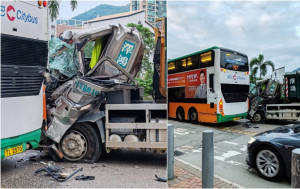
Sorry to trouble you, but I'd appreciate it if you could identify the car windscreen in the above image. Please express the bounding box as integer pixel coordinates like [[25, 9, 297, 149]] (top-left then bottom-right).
[[220, 50, 249, 71]]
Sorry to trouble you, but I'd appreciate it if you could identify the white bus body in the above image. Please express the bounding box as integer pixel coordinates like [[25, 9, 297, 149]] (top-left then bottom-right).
[[1, 0, 48, 158]]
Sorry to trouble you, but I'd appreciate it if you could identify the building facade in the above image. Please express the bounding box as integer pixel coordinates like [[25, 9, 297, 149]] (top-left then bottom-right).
[[84, 10, 154, 34], [130, 0, 166, 26]]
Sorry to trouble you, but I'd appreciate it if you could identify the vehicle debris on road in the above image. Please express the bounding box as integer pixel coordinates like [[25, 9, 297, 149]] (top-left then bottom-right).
[[155, 175, 167, 182], [75, 175, 95, 181], [35, 164, 83, 182]]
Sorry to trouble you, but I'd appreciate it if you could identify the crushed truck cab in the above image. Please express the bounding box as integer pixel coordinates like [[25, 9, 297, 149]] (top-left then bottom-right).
[[44, 24, 167, 163]]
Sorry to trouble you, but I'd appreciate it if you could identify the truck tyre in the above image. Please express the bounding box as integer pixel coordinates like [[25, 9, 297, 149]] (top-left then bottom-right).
[[59, 122, 101, 163], [252, 111, 265, 123], [176, 107, 185, 122]]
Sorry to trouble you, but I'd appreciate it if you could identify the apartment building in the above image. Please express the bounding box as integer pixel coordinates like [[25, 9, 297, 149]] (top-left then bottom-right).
[[130, 0, 166, 26]]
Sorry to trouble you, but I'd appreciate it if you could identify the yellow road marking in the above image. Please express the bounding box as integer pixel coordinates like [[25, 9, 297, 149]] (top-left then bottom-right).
[[218, 128, 257, 136]]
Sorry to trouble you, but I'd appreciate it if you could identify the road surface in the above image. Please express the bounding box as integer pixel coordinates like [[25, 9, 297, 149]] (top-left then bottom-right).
[[170, 119, 293, 188], [1, 149, 166, 188]]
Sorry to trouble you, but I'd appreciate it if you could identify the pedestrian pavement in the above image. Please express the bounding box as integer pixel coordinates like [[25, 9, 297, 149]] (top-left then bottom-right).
[[168, 159, 240, 188]]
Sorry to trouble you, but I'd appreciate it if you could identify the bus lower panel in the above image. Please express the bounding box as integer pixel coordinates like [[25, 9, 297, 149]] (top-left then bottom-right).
[[168, 102, 217, 123], [1, 129, 41, 159], [217, 113, 248, 123]]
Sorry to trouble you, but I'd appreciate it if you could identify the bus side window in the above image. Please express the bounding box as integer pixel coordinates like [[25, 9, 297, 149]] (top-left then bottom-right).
[[209, 74, 214, 93], [168, 62, 176, 74], [176, 59, 187, 72], [187, 55, 199, 71], [200, 51, 214, 68]]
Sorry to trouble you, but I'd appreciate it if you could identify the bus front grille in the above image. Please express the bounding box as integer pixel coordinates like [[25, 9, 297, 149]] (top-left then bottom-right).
[[1, 66, 44, 98]]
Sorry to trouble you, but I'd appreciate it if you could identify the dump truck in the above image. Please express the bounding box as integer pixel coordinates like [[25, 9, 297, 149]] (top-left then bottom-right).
[[41, 23, 167, 163], [249, 73, 300, 123]]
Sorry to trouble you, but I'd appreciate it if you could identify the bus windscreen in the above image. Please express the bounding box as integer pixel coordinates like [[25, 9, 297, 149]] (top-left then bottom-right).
[[220, 50, 248, 71]]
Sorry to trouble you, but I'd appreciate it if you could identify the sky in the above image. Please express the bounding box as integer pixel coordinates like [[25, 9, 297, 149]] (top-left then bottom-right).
[[58, 0, 129, 19], [168, 1, 300, 74]]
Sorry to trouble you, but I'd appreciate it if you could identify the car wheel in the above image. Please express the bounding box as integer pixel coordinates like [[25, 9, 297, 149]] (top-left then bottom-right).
[[176, 108, 185, 122], [59, 122, 102, 163], [255, 147, 284, 181], [252, 111, 265, 123], [189, 108, 198, 124]]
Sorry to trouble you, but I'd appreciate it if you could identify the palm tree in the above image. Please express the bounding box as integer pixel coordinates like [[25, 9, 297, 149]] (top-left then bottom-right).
[[250, 54, 275, 80], [48, 0, 78, 21]]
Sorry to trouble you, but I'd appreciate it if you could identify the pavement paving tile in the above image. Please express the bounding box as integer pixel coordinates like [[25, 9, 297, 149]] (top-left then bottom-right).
[[183, 174, 192, 179], [168, 159, 240, 188], [178, 176, 186, 181]]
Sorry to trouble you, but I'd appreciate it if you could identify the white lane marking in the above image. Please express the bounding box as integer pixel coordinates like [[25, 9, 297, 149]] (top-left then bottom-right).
[[174, 131, 190, 135], [215, 150, 241, 161], [240, 145, 247, 152], [174, 128, 190, 135], [215, 150, 243, 166], [223, 141, 239, 146], [192, 149, 201, 153], [176, 128, 188, 131], [227, 160, 243, 166]]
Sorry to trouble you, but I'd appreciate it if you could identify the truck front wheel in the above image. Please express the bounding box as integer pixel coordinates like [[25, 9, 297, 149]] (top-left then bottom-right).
[[252, 111, 265, 124], [59, 122, 102, 163]]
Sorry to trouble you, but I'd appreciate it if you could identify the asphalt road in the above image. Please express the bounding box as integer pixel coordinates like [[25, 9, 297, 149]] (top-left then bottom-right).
[[1, 149, 166, 188], [170, 119, 294, 188]]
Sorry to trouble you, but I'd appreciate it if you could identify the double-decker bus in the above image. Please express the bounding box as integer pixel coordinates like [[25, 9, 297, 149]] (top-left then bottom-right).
[[168, 46, 249, 123], [1, 0, 48, 158]]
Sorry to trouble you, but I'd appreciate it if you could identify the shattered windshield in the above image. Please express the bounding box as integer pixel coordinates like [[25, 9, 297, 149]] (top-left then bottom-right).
[[48, 37, 79, 77], [250, 83, 258, 96]]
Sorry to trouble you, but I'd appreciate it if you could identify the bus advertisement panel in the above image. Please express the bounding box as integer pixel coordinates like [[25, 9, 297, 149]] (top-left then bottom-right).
[[168, 69, 207, 99]]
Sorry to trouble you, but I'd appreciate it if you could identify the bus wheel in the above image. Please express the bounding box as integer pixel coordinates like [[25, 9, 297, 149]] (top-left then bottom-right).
[[59, 122, 101, 163], [189, 109, 198, 124], [252, 111, 265, 124], [176, 108, 185, 122]]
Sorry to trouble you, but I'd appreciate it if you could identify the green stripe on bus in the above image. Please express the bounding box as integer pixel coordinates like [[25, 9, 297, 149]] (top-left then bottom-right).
[[217, 113, 248, 123], [1, 129, 41, 159], [168, 46, 220, 63]]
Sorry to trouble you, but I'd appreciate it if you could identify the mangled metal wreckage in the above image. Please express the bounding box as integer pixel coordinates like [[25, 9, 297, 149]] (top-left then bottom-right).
[[43, 25, 167, 163], [249, 77, 300, 123]]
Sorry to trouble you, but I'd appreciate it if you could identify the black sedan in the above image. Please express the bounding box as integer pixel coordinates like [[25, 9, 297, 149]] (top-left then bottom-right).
[[246, 123, 300, 181]]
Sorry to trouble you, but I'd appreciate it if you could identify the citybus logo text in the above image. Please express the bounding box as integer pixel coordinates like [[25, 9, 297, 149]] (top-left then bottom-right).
[[1, 5, 38, 24], [7, 5, 15, 21], [227, 75, 246, 81]]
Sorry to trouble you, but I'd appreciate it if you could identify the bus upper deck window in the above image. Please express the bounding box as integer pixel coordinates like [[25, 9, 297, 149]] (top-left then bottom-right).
[[201, 51, 212, 62], [187, 57, 192, 66], [187, 55, 199, 70], [168, 62, 175, 74], [181, 59, 187, 67], [200, 51, 213, 67], [176, 59, 187, 72]]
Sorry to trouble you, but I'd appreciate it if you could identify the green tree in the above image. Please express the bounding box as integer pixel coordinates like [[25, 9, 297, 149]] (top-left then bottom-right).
[[127, 23, 156, 96], [250, 54, 275, 82], [48, 0, 78, 21]]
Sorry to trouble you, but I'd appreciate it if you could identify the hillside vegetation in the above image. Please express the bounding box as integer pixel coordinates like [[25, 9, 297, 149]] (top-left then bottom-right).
[[72, 4, 130, 21]]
